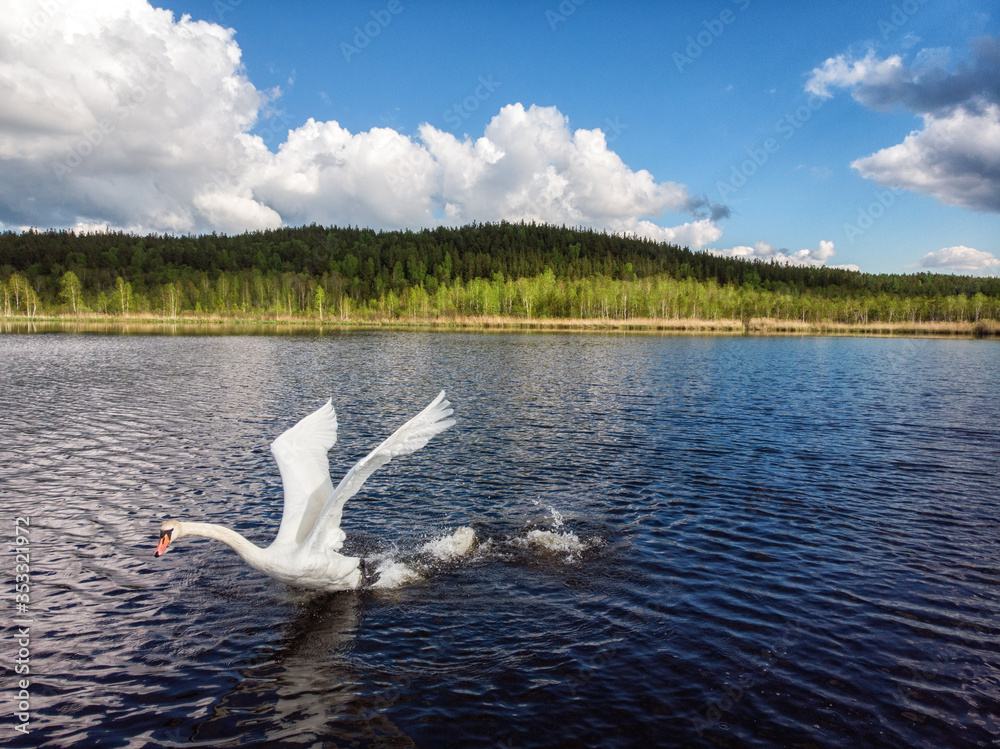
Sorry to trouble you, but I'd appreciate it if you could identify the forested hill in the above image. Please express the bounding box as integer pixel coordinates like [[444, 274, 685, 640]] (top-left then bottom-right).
[[3, 221, 998, 301]]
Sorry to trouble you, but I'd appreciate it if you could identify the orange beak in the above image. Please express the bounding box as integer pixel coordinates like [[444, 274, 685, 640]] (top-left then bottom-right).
[[154, 530, 172, 557]]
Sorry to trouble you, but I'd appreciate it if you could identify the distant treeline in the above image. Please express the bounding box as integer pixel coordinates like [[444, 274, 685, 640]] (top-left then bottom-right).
[[1, 222, 998, 323]]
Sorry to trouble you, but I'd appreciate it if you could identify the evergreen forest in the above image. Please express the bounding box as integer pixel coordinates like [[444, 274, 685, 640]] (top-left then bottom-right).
[[2, 222, 998, 326]]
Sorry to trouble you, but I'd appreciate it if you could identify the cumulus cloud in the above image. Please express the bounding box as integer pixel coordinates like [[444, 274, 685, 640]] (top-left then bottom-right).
[[806, 51, 909, 102], [805, 36, 1000, 213], [255, 118, 439, 229], [0, 0, 275, 234], [851, 104, 1000, 212], [806, 39, 1000, 112], [419, 105, 691, 227], [621, 218, 723, 249], [918, 245, 1000, 272], [707, 239, 860, 271], [0, 1, 722, 245]]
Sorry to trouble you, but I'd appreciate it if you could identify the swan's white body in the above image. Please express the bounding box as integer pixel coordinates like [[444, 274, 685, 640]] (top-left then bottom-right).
[[154, 391, 455, 592]]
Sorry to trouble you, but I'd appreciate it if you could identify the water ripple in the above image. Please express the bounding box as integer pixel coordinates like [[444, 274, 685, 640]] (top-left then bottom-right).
[[1, 332, 998, 746]]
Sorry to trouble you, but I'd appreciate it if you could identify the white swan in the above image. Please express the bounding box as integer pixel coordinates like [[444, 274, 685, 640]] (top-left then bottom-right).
[[153, 391, 455, 592]]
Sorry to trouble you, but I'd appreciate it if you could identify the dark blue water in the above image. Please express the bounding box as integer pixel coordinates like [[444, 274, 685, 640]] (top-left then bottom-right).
[[2, 331, 998, 747]]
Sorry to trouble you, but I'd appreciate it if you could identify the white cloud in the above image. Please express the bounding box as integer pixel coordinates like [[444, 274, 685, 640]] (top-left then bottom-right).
[[806, 51, 907, 101], [707, 239, 859, 271], [0, 1, 721, 245], [618, 218, 722, 248], [255, 118, 438, 229], [805, 37, 1000, 213], [0, 0, 273, 233], [406, 104, 715, 244], [424, 105, 690, 224], [918, 245, 1000, 272], [851, 104, 1000, 212], [807, 38, 1000, 113]]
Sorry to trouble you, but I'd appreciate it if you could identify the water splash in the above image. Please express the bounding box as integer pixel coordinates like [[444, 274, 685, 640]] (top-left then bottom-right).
[[520, 502, 600, 562], [513, 528, 595, 562], [531, 499, 565, 528], [370, 559, 422, 589], [421, 526, 477, 560], [367, 527, 477, 589]]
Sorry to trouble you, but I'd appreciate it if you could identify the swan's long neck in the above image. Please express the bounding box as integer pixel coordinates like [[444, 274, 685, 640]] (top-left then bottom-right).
[[179, 521, 269, 569]]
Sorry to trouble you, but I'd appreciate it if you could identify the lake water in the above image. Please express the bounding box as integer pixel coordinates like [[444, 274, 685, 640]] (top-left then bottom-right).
[[2, 330, 999, 748]]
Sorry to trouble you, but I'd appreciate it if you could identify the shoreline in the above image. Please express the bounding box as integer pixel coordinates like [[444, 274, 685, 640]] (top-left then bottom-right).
[[2, 314, 998, 338]]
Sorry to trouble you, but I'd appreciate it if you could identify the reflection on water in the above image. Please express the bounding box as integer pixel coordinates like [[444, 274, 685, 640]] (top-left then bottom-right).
[[185, 594, 389, 748], [1, 319, 347, 337], [1, 331, 999, 747]]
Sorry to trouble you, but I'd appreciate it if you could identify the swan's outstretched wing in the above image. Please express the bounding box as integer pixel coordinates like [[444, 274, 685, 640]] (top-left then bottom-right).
[[269, 399, 338, 547], [306, 391, 455, 550]]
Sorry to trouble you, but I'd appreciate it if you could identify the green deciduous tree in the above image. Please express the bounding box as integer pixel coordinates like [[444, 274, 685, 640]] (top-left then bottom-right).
[[59, 270, 82, 314], [114, 276, 133, 316], [314, 285, 326, 320]]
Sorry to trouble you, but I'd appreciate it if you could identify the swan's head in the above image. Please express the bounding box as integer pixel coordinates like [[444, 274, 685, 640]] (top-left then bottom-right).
[[153, 520, 183, 557]]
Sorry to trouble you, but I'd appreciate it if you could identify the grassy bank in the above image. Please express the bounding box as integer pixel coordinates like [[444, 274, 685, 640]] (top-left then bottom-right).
[[4, 313, 998, 338]]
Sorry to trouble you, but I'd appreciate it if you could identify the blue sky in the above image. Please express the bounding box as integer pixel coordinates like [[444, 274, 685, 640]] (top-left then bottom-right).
[[2, 0, 998, 274]]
